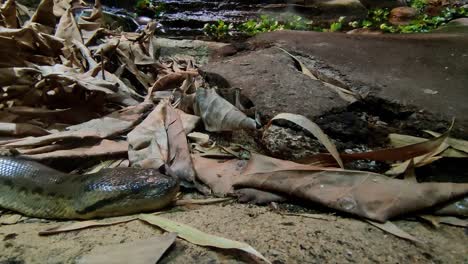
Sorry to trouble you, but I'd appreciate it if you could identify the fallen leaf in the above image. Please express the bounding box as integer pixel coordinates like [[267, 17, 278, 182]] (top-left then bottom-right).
[[139, 214, 271, 264], [366, 220, 423, 244], [55, 8, 82, 44], [2, 104, 149, 148], [235, 188, 286, 205], [233, 154, 468, 222], [192, 155, 247, 195], [424, 130, 468, 154], [147, 71, 198, 100], [176, 109, 200, 134], [435, 216, 468, 227], [0, 122, 50, 137], [277, 47, 357, 103], [389, 133, 468, 158], [128, 101, 198, 188], [282, 213, 337, 221], [175, 197, 233, 206], [30, 0, 56, 29], [270, 113, 344, 168], [0, 214, 24, 225], [1, 0, 18, 28], [128, 103, 168, 169], [187, 132, 210, 145], [22, 140, 128, 160], [194, 88, 256, 132], [39, 216, 137, 235], [77, 233, 176, 264], [433, 197, 468, 217]]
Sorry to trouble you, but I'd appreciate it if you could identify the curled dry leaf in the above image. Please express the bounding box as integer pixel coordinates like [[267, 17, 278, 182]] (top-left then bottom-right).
[[233, 154, 468, 222], [128, 101, 197, 187], [194, 88, 256, 132], [298, 126, 451, 167], [270, 113, 344, 168], [139, 214, 271, 264], [147, 71, 199, 100], [55, 8, 82, 44], [424, 130, 468, 154], [0, 0, 18, 29], [77, 233, 176, 264], [176, 109, 200, 134]]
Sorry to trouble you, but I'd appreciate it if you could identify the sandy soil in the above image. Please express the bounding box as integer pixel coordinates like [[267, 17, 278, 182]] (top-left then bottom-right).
[[1, 203, 467, 264]]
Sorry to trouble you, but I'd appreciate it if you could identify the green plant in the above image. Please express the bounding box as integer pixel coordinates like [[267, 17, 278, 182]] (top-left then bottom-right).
[[135, 0, 166, 17], [203, 20, 234, 39], [408, 0, 428, 9], [329, 16, 345, 32]]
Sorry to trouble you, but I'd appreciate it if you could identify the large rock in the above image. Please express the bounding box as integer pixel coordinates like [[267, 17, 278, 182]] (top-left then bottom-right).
[[434, 18, 468, 34], [203, 30, 468, 139]]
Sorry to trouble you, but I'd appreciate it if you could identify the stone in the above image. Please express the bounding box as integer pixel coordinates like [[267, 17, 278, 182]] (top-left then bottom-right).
[[201, 47, 350, 124], [434, 18, 468, 33], [389, 6, 419, 25], [155, 38, 230, 65]]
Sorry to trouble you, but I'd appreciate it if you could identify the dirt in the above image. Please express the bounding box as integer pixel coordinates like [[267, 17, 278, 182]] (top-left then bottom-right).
[[1, 203, 467, 264]]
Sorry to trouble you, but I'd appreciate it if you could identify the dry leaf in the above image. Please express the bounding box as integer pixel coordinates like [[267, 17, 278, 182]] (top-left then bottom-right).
[[187, 132, 210, 145], [22, 140, 128, 160], [128, 101, 197, 187], [270, 113, 344, 168], [1, 0, 18, 28], [424, 130, 468, 154], [366, 220, 423, 244], [175, 197, 233, 206], [30, 0, 56, 29], [433, 197, 468, 217], [192, 155, 247, 195], [390, 133, 468, 158], [277, 47, 358, 103], [55, 8, 82, 44], [282, 213, 337, 221], [39, 216, 137, 235], [235, 188, 286, 204], [77, 233, 176, 264], [0, 213, 24, 225], [435, 216, 468, 227], [2, 104, 149, 148], [139, 214, 271, 264], [0, 122, 50, 137], [233, 154, 468, 222], [194, 88, 256, 132]]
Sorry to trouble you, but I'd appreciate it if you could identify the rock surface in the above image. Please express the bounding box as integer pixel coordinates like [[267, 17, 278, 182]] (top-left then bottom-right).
[[203, 30, 468, 140]]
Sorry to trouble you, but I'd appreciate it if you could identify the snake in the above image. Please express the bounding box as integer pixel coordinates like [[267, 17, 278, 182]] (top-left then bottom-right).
[[0, 157, 179, 219]]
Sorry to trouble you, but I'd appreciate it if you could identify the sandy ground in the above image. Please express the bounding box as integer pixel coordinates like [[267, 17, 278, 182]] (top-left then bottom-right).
[[1, 203, 467, 264]]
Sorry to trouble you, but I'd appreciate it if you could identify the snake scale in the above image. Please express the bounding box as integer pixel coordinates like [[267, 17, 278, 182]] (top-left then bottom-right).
[[0, 157, 179, 219]]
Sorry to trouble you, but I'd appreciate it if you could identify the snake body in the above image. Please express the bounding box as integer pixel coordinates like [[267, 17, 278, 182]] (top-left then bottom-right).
[[0, 157, 179, 219]]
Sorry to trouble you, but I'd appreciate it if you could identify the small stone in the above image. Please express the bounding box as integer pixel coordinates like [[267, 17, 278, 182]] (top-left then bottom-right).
[[389, 7, 419, 25]]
